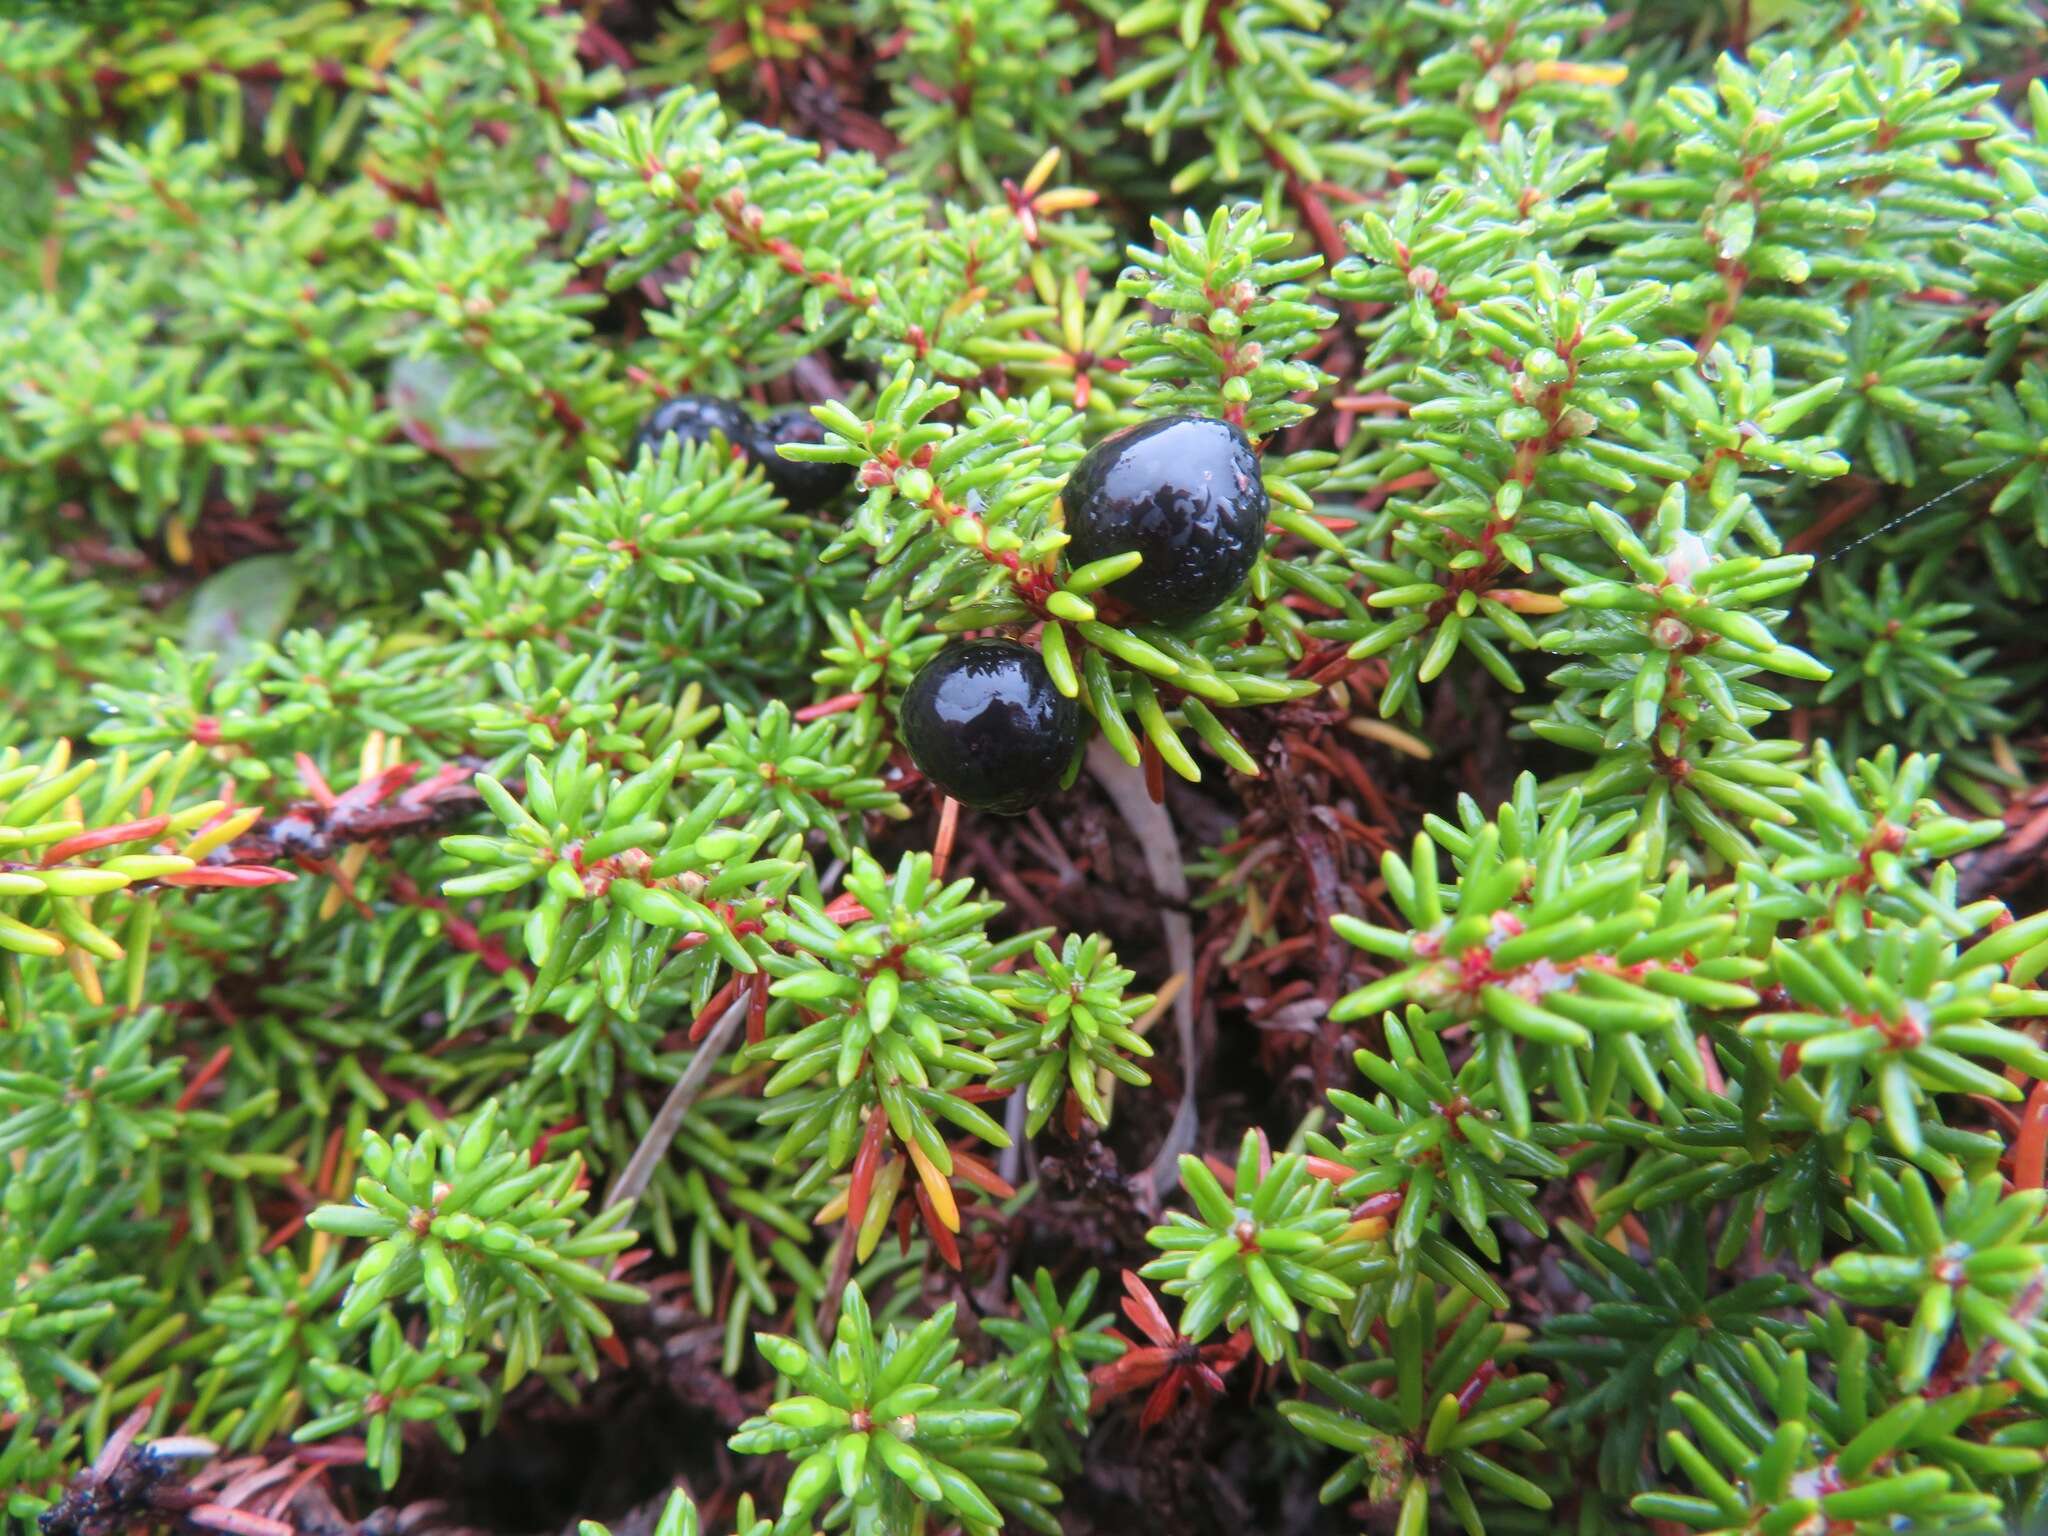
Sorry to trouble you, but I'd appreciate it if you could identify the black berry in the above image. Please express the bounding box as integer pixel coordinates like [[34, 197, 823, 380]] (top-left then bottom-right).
[[633, 394, 752, 463], [900, 640, 1079, 815], [1061, 413, 1268, 624], [754, 405, 856, 510]]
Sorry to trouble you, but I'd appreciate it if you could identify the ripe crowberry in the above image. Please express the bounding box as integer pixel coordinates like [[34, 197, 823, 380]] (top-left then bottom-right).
[[632, 394, 752, 463], [754, 404, 855, 510], [1061, 414, 1268, 624], [900, 640, 1079, 814]]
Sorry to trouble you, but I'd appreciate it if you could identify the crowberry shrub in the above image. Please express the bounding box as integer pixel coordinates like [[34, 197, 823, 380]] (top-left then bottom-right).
[[8, 4, 2048, 1536]]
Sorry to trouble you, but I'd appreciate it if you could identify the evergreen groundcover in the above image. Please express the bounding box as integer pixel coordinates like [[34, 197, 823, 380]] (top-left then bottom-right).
[[11, 2, 2048, 1534]]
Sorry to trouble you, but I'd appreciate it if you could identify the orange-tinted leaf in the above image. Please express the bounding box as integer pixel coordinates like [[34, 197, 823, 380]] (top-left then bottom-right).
[[846, 1110, 886, 1238], [156, 866, 295, 887], [1138, 1371, 1181, 1431], [1118, 1269, 1175, 1346], [40, 815, 170, 866], [914, 1182, 962, 1270], [2015, 1081, 2048, 1191]]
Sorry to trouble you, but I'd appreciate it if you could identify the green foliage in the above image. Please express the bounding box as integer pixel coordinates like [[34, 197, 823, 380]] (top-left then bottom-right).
[[730, 1281, 1050, 1536], [752, 849, 1023, 1227], [11, 4, 2048, 1534], [1532, 481, 1828, 862], [870, 0, 1098, 197], [1312, 1008, 1570, 1318], [198, 1249, 353, 1452], [1746, 744, 2006, 930], [1104, 0, 1357, 196], [1116, 203, 1336, 442], [0, 1218, 142, 1417], [557, 437, 805, 614], [987, 935, 1155, 1134], [1531, 1214, 1806, 1492], [295, 1314, 489, 1489], [578, 1487, 769, 1536], [0, 548, 118, 747], [306, 1101, 646, 1374], [976, 1267, 1124, 1450], [1633, 1339, 2010, 1534], [441, 733, 796, 1018], [1963, 78, 2048, 333], [1817, 1168, 2048, 1394], [1278, 1282, 1554, 1529], [1807, 557, 2023, 761], [687, 700, 907, 858], [1318, 736, 2046, 1516], [1742, 922, 2048, 1158], [1332, 778, 1763, 1138], [1142, 1128, 1378, 1364]]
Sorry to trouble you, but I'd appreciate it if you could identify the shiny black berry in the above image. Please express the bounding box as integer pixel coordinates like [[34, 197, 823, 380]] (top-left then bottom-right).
[[754, 405, 856, 510], [633, 394, 752, 462], [900, 640, 1079, 815], [1061, 413, 1268, 625]]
